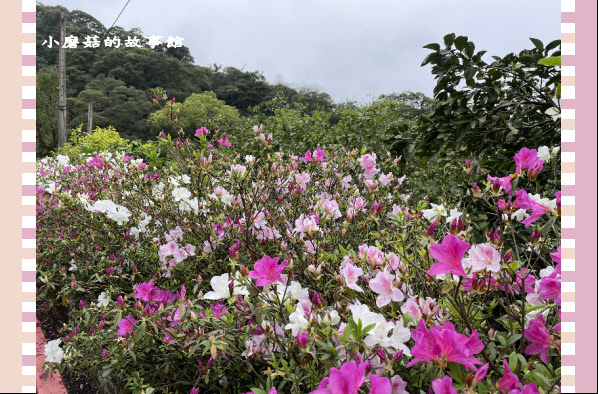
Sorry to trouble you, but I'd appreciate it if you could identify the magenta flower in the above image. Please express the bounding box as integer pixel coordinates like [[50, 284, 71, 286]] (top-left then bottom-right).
[[102, 348, 109, 359], [369, 374, 392, 394], [369, 271, 405, 307], [297, 331, 308, 346], [524, 315, 553, 363], [432, 376, 457, 394], [134, 281, 156, 302], [248, 255, 287, 287], [117, 316, 137, 337], [217, 133, 231, 146], [314, 148, 327, 161], [212, 302, 227, 318], [550, 246, 561, 274], [190, 388, 200, 394], [429, 234, 471, 277], [473, 363, 489, 384], [195, 127, 208, 137], [508, 383, 541, 394], [513, 189, 550, 228], [514, 147, 543, 174], [497, 360, 521, 391], [487, 175, 513, 194], [311, 361, 369, 394], [538, 274, 561, 305], [407, 320, 483, 371], [301, 148, 328, 162]]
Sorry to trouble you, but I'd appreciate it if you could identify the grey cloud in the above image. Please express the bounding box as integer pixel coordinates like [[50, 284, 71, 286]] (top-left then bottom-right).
[[40, 0, 560, 102]]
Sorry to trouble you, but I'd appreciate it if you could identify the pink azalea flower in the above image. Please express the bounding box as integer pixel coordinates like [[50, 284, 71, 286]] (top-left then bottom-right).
[[117, 316, 137, 337], [538, 274, 561, 305], [390, 375, 408, 394], [134, 282, 156, 302], [469, 243, 502, 272], [369, 271, 405, 307], [217, 133, 231, 146], [190, 388, 200, 394], [369, 374, 392, 394], [311, 361, 370, 394], [301, 149, 313, 162], [524, 315, 553, 363], [248, 255, 287, 287], [513, 189, 550, 228], [508, 383, 541, 394], [487, 175, 513, 194], [314, 147, 328, 161], [341, 263, 364, 292], [429, 234, 471, 277], [514, 147, 543, 174], [195, 126, 208, 137], [550, 246, 561, 273], [431, 376, 457, 394], [474, 363, 489, 384], [407, 320, 483, 371], [497, 360, 521, 391]]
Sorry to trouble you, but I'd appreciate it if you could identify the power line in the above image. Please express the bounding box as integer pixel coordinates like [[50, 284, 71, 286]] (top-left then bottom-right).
[[88, 0, 133, 63], [107, 0, 133, 32]]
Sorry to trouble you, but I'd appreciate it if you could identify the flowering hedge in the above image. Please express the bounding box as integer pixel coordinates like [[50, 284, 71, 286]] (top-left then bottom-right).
[[37, 123, 562, 394]]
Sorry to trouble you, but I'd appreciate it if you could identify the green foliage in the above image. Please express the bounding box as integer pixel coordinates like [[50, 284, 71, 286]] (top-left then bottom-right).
[[148, 91, 241, 138], [399, 35, 561, 172], [67, 76, 154, 141], [36, 66, 59, 157], [57, 125, 130, 158]]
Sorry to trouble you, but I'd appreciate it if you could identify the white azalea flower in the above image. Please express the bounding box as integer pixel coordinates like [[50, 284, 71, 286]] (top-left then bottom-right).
[[172, 187, 192, 202], [203, 273, 231, 300], [446, 208, 462, 223], [422, 203, 447, 222], [537, 146, 550, 162], [96, 292, 110, 308], [45, 338, 64, 363], [284, 309, 309, 337]]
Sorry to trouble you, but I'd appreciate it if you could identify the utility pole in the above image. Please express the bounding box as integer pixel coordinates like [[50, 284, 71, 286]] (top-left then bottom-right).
[[57, 7, 67, 147], [87, 102, 93, 134]]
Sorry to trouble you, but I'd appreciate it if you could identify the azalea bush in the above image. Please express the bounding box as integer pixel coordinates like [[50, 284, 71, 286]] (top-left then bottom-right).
[[37, 110, 562, 394]]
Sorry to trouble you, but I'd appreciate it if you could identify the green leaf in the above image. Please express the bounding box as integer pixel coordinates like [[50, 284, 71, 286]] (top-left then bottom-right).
[[133, 321, 146, 343], [531, 370, 549, 387], [447, 362, 465, 384], [423, 43, 441, 51], [464, 67, 476, 81], [360, 323, 377, 338], [508, 351, 518, 370], [443, 33, 456, 47], [146, 388, 155, 394], [545, 39, 561, 52], [530, 37, 544, 52], [539, 57, 561, 67], [506, 334, 522, 347], [454, 36, 468, 51], [542, 217, 556, 237]]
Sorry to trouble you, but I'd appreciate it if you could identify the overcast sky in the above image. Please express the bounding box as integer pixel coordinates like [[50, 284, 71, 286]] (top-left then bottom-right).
[[39, 0, 560, 103]]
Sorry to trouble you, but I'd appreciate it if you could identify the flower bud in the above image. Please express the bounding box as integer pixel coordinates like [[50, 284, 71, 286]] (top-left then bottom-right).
[[392, 349, 403, 362], [530, 228, 541, 245], [102, 349, 109, 359], [297, 331, 308, 346], [135, 300, 143, 312], [472, 182, 482, 197], [427, 220, 438, 236], [79, 300, 86, 310], [117, 295, 125, 310], [71, 279, 77, 288]]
